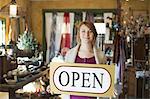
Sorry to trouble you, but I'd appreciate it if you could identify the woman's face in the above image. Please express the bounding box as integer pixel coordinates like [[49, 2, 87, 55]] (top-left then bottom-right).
[[79, 24, 94, 44]]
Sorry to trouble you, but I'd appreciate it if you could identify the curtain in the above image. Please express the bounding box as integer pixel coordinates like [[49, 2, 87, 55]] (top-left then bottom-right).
[[60, 12, 71, 50], [49, 14, 57, 62], [82, 12, 86, 21], [60, 13, 75, 49], [69, 13, 74, 48], [45, 13, 53, 64], [55, 13, 64, 54], [45, 13, 57, 64], [72, 12, 82, 47], [86, 12, 94, 22], [44, 12, 75, 63]]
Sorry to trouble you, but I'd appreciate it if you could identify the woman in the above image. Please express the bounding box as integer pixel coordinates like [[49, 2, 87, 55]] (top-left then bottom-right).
[[65, 21, 106, 99]]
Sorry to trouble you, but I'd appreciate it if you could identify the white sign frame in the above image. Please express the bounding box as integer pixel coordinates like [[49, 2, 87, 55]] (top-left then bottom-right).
[[49, 62, 115, 97]]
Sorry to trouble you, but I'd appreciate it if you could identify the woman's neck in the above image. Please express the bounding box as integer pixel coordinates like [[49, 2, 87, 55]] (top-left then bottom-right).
[[78, 44, 94, 58], [79, 43, 93, 52]]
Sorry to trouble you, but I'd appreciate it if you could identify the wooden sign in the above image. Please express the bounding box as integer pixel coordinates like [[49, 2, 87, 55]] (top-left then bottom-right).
[[49, 62, 115, 97]]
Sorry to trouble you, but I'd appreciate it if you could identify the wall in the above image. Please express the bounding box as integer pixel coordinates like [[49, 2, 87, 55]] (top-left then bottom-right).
[[122, 0, 149, 10], [0, 0, 10, 9], [121, 0, 149, 17], [30, 0, 117, 44]]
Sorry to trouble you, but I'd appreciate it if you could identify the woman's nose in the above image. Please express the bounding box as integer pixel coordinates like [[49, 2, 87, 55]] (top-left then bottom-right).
[[85, 31, 90, 36]]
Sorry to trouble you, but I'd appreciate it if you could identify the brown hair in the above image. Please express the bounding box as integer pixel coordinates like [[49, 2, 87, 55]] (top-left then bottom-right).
[[76, 21, 97, 45]]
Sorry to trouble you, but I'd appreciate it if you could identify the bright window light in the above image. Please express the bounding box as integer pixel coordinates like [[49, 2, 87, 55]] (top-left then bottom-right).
[[0, 20, 5, 45], [94, 23, 106, 34]]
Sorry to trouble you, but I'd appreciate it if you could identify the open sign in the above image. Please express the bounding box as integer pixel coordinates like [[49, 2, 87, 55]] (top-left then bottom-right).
[[49, 62, 115, 97]]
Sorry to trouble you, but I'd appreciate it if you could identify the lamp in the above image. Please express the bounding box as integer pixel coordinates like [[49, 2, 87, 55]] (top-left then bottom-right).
[[9, 0, 17, 17], [94, 23, 106, 51], [0, 0, 17, 17]]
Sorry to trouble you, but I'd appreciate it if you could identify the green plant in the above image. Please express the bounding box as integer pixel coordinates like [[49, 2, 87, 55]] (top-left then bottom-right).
[[17, 31, 38, 51]]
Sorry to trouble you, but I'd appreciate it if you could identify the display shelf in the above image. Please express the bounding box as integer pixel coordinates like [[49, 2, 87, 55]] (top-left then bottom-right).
[[0, 67, 49, 99]]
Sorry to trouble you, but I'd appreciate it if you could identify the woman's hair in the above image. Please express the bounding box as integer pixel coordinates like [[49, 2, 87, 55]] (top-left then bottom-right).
[[76, 21, 98, 45]]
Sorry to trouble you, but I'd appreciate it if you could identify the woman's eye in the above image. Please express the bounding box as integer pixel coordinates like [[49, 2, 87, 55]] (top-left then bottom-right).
[[81, 30, 85, 33], [89, 30, 92, 33]]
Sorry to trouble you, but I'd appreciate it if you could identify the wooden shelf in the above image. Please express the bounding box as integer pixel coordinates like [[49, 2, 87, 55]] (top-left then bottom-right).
[[0, 67, 49, 99]]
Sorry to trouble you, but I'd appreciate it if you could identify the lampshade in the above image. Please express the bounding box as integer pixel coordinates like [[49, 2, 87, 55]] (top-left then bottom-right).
[[10, 4, 17, 17], [9, 0, 17, 17], [94, 23, 106, 34]]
